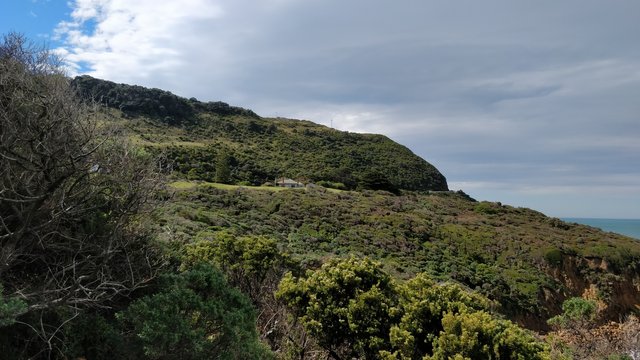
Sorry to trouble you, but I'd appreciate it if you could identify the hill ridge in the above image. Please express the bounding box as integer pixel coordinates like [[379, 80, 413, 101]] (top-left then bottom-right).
[[72, 75, 449, 192]]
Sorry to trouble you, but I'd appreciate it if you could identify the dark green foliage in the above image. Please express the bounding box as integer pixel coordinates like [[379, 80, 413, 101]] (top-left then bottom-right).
[[159, 185, 640, 330], [181, 231, 300, 354], [118, 264, 273, 360], [60, 313, 126, 360], [183, 231, 294, 302], [359, 170, 400, 194], [72, 75, 257, 125], [72, 75, 195, 125], [193, 100, 259, 118], [544, 248, 564, 267], [214, 150, 232, 184], [159, 126, 447, 190], [0, 286, 25, 327]]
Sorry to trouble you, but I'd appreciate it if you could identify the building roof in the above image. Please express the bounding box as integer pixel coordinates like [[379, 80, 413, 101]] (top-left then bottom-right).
[[276, 177, 303, 185]]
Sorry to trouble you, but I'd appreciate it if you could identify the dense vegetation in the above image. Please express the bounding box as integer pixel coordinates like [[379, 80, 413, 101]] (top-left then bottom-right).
[[72, 75, 259, 124], [0, 33, 270, 359], [277, 257, 549, 359], [2, 33, 639, 359], [72, 76, 449, 192], [159, 182, 640, 328]]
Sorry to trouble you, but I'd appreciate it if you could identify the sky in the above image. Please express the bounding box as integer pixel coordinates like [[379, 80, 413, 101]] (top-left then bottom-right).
[[2, 0, 639, 219]]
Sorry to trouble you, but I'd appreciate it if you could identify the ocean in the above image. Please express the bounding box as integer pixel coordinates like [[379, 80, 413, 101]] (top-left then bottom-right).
[[562, 218, 640, 240]]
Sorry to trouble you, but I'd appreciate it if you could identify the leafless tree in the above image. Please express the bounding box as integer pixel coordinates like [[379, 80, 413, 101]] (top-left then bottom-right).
[[0, 32, 162, 354]]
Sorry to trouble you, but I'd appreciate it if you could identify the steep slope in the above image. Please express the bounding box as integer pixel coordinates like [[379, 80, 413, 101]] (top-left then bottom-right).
[[158, 184, 640, 331], [72, 76, 448, 192]]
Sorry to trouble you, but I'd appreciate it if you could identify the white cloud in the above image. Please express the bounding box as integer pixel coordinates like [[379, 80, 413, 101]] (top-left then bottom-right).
[[56, 0, 223, 80]]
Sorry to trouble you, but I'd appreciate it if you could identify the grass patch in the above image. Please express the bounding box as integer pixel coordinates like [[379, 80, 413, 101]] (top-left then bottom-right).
[[169, 181, 300, 192], [169, 181, 198, 190]]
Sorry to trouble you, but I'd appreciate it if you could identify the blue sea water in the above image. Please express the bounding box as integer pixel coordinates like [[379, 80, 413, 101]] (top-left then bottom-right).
[[562, 218, 640, 240]]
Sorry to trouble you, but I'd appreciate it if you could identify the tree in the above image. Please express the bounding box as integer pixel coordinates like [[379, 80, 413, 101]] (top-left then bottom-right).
[[183, 231, 292, 303], [0, 32, 161, 355], [118, 264, 273, 360], [183, 232, 298, 352], [214, 150, 231, 184]]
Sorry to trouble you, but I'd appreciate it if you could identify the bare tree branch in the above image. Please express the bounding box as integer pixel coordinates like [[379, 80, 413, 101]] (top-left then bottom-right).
[[0, 32, 164, 354]]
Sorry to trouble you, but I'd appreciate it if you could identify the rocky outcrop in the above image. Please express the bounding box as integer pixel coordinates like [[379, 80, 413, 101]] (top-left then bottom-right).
[[542, 255, 640, 328]]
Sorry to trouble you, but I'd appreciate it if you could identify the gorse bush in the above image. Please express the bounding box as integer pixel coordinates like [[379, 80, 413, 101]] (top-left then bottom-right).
[[278, 257, 550, 360], [278, 257, 397, 359]]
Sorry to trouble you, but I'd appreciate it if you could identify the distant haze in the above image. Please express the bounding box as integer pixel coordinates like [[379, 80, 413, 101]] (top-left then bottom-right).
[[3, 0, 639, 218]]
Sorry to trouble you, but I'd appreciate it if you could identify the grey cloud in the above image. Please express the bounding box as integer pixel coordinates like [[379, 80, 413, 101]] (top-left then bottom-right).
[[56, 0, 640, 217]]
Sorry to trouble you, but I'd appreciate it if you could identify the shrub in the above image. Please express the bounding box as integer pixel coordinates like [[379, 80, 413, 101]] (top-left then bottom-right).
[[278, 257, 549, 360], [0, 286, 26, 327], [474, 201, 499, 215], [544, 248, 564, 267], [428, 310, 550, 360], [548, 297, 597, 329], [118, 264, 273, 360], [316, 180, 347, 190]]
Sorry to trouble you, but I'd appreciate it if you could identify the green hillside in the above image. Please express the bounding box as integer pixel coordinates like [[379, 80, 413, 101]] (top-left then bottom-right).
[[3, 46, 639, 360], [73, 76, 640, 331], [159, 182, 640, 330], [72, 75, 449, 192]]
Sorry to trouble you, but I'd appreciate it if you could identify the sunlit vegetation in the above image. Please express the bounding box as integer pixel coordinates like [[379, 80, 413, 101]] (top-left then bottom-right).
[[277, 257, 549, 359]]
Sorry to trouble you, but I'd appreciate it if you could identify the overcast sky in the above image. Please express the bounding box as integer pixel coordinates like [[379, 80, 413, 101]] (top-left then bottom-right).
[[3, 0, 639, 218]]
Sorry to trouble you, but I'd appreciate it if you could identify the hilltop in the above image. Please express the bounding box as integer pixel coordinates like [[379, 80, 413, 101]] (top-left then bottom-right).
[[72, 75, 448, 193]]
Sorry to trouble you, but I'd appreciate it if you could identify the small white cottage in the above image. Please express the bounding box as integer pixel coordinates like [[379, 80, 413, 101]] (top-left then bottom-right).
[[275, 177, 304, 188]]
